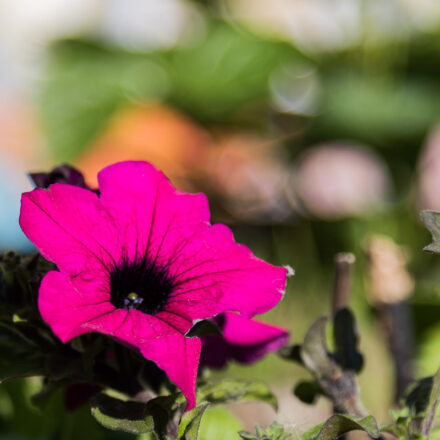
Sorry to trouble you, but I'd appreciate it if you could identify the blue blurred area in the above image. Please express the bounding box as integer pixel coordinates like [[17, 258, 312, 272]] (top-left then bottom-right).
[[0, 157, 34, 252]]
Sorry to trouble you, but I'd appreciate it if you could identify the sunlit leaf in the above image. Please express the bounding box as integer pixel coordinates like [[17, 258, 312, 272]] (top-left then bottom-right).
[[239, 422, 292, 440], [198, 407, 243, 440], [197, 379, 277, 411], [179, 402, 209, 439], [90, 393, 156, 435], [301, 414, 381, 439]]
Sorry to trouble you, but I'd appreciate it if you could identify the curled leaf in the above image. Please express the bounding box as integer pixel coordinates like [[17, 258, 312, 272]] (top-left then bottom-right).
[[179, 402, 209, 439], [421, 211, 440, 254], [197, 379, 278, 411], [301, 414, 381, 440], [301, 316, 339, 379], [90, 393, 155, 435]]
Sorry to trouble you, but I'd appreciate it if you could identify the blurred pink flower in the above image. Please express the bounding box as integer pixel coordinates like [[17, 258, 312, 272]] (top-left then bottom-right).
[[19, 161, 289, 409], [417, 124, 440, 211], [294, 142, 391, 219]]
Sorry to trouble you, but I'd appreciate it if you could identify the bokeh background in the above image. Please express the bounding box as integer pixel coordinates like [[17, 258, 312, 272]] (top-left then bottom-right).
[[2, 0, 440, 438]]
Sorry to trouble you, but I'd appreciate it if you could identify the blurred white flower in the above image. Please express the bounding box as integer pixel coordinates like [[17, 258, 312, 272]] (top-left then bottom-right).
[[99, 0, 204, 50], [223, 0, 440, 54], [0, 0, 99, 94], [0, 0, 201, 96], [270, 61, 320, 116]]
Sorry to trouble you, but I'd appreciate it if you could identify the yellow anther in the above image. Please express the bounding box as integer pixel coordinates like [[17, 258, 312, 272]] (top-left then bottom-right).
[[127, 292, 138, 301]]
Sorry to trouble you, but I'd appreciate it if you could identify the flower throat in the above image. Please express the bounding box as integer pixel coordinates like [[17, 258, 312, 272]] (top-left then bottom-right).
[[109, 259, 174, 315]]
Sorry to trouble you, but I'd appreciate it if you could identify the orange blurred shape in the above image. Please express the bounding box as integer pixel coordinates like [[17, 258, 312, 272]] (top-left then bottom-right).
[[75, 104, 211, 189], [366, 235, 414, 305]]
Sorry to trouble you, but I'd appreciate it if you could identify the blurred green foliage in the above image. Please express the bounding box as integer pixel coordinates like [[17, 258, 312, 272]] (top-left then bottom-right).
[[41, 22, 303, 162]]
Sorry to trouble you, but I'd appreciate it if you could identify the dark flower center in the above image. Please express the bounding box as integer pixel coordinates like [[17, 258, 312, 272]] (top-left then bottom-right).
[[109, 259, 174, 314]]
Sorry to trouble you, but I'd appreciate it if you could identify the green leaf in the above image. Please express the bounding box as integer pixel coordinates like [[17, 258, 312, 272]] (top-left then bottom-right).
[[421, 211, 440, 254], [301, 414, 381, 440], [199, 407, 243, 440], [40, 39, 167, 162], [197, 379, 277, 411], [0, 321, 45, 382], [406, 377, 434, 416], [164, 21, 302, 123], [90, 393, 156, 435], [319, 74, 440, 144], [301, 316, 339, 379], [179, 402, 209, 439], [294, 381, 323, 405], [333, 308, 364, 373], [239, 422, 292, 440], [422, 367, 440, 436], [90, 392, 185, 438]]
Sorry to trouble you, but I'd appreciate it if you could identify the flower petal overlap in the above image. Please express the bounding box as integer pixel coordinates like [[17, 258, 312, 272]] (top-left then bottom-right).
[[200, 312, 289, 368]]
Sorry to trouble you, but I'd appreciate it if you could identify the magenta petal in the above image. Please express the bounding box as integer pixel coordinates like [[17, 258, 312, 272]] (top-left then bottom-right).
[[139, 335, 201, 410], [98, 161, 210, 263], [166, 224, 288, 320], [20, 184, 119, 274], [221, 312, 289, 346], [201, 313, 289, 368], [39, 271, 115, 342], [105, 309, 199, 409]]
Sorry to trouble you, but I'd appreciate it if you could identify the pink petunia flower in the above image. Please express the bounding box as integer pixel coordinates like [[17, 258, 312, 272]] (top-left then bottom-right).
[[19, 161, 289, 409], [200, 312, 289, 368]]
